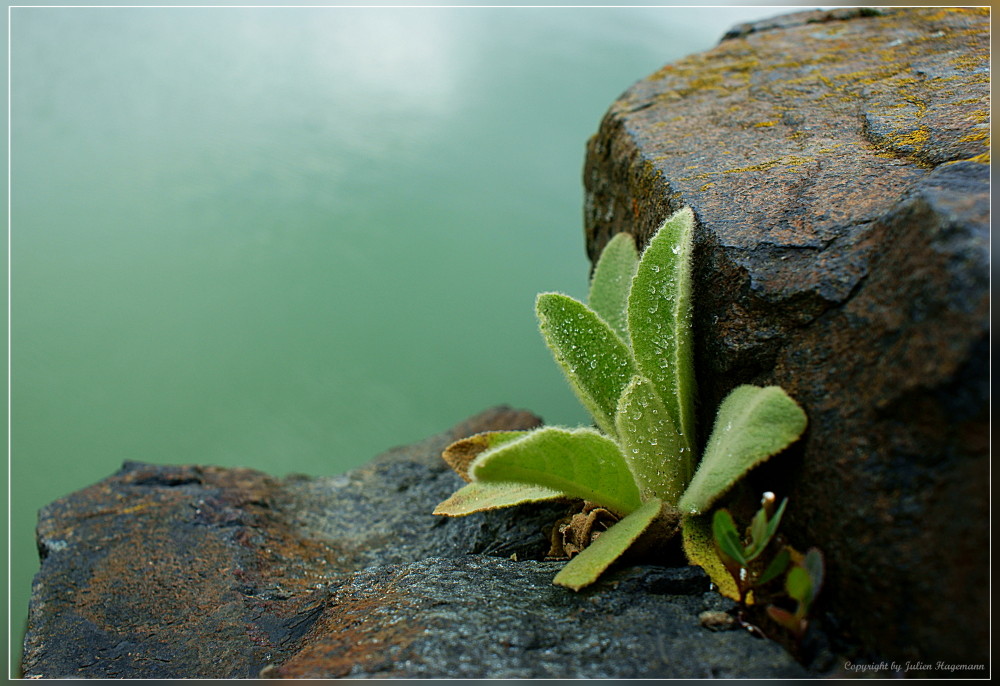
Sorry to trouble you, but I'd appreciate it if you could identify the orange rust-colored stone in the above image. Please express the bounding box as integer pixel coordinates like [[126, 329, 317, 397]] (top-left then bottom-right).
[[22, 406, 547, 679]]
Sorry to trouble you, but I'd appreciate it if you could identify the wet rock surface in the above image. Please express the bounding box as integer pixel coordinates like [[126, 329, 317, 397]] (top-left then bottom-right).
[[270, 559, 805, 679], [584, 7, 988, 669], [22, 407, 808, 679]]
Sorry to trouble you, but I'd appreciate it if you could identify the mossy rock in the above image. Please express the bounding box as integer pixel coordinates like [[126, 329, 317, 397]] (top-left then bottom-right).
[[583, 7, 988, 672]]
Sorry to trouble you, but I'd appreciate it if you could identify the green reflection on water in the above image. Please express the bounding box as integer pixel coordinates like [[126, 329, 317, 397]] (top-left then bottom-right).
[[9, 6, 793, 671]]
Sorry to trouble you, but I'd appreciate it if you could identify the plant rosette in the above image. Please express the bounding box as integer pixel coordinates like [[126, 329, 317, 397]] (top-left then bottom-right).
[[434, 207, 807, 592]]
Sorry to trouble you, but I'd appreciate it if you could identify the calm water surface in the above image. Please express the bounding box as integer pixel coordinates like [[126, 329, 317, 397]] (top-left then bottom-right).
[[9, 6, 798, 666]]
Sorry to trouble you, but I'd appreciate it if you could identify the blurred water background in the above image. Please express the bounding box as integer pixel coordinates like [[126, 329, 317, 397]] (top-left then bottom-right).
[[8, 5, 816, 667]]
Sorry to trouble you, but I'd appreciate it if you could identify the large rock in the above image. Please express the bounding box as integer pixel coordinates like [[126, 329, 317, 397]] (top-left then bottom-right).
[[583, 7, 988, 669], [21, 407, 809, 679], [269, 559, 804, 679]]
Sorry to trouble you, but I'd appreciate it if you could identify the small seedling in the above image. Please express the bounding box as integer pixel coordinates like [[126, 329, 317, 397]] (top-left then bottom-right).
[[712, 492, 790, 605], [767, 548, 825, 640], [434, 207, 808, 590], [709, 494, 825, 639]]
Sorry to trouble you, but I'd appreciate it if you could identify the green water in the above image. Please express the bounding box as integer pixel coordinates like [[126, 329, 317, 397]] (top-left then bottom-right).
[[8, 5, 795, 670]]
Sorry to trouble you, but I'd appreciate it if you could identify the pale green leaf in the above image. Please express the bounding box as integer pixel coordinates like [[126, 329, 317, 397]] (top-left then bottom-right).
[[614, 375, 690, 504], [627, 207, 697, 454], [678, 385, 807, 515], [681, 513, 742, 601], [433, 481, 565, 517], [588, 232, 639, 343], [536, 293, 636, 437], [553, 497, 662, 591], [470, 426, 642, 516]]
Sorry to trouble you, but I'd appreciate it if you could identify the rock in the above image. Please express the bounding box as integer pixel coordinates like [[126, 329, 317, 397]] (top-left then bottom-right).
[[22, 407, 808, 678], [269, 559, 805, 679], [21, 406, 548, 678], [583, 7, 988, 670]]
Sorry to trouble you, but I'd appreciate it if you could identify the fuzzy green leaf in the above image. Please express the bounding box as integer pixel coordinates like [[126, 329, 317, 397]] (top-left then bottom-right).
[[536, 293, 636, 437], [433, 481, 565, 517], [678, 385, 807, 515], [682, 513, 742, 601], [553, 497, 662, 591], [627, 207, 697, 454], [588, 232, 639, 343], [470, 426, 642, 516], [615, 375, 690, 504], [442, 430, 530, 482]]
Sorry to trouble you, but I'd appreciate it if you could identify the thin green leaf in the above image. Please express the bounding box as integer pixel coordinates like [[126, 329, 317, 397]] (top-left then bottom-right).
[[746, 497, 788, 561], [764, 498, 788, 543], [785, 565, 812, 604], [682, 514, 742, 601], [536, 293, 636, 438], [588, 232, 639, 343], [433, 481, 566, 517], [757, 547, 791, 586], [678, 385, 808, 515], [614, 375, 689, 503], [553, 497, 662, 591], [470, 426, 643, 516], [626, 207, 697, 454], [712, 509, 748, 568], [749, 507, 769, 555]]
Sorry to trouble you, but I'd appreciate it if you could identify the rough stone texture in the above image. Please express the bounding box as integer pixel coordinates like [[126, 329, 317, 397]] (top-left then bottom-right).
[[22, 407, 549, 678], [583, 7, 988, 670], [22, 407, 809, 679], [270, 559, 805, 679]]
